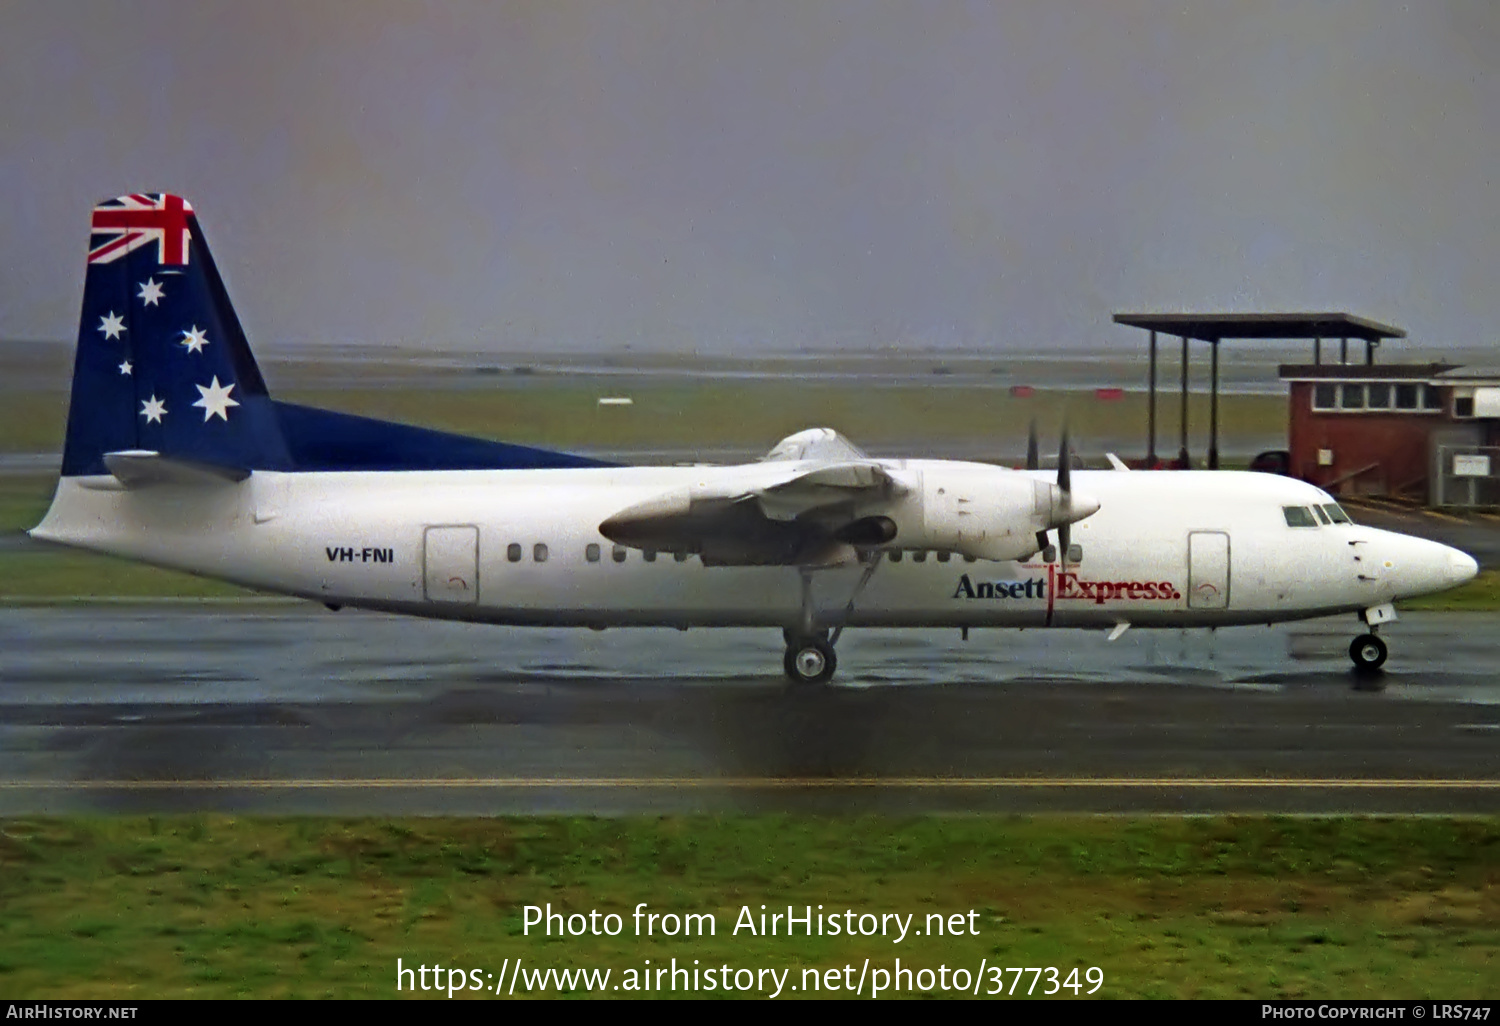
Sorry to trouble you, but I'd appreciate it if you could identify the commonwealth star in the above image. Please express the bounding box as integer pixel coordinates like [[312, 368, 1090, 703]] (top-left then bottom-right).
[[192, 377, 239, 422]]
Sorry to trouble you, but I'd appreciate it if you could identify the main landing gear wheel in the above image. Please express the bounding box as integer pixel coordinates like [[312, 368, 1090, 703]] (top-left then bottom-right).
[[783, 637, 837, 685], [1349, 633, 1388, 672]]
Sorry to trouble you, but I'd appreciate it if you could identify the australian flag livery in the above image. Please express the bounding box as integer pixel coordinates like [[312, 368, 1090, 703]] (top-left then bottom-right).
[[62, 193, 612, 477]]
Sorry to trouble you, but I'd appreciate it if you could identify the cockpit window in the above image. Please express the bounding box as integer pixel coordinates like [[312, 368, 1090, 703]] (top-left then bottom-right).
[[1282, 505, 1318, 527], [1312, 504, 1332, 525], [1321, 503, 1353, 524]]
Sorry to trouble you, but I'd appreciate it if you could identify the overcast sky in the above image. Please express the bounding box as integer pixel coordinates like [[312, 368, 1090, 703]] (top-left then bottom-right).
[[3, 1, 1499, 353]]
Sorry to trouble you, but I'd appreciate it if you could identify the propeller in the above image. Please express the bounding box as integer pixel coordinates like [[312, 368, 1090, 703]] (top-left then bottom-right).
[[1029, 419, 1049, 556], [1027, 422, 1097, 566], [1056, 426, 1072, 567]]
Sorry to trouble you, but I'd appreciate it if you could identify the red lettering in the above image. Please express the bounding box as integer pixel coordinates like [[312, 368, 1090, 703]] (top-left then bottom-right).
[[1055, 577, 1182, 602]]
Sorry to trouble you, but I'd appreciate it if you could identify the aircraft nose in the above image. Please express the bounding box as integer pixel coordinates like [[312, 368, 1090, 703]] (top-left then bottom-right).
[[1446, 547, 1479, 587]]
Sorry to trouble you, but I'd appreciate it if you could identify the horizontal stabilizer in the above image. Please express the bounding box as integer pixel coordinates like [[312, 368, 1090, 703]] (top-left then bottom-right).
[[102, 449, 249, 488]]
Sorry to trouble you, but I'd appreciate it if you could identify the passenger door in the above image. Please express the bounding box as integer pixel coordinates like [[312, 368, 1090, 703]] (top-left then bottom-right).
[[423, 525, 479, 604], [1187, 531, 1230, 610]]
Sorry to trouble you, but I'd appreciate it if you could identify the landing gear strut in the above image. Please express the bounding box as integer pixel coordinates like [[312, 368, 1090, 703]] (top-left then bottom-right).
[[780, 554, 883, 685], [1348, 633, 1388, 672]]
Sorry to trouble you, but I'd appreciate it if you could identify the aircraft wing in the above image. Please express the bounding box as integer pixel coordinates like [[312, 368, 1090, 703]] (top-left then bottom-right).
[[599, 436, 909, 566]]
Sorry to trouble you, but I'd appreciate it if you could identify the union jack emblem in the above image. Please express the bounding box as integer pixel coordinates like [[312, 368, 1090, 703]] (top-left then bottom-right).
[[88, 193, 194, 266]]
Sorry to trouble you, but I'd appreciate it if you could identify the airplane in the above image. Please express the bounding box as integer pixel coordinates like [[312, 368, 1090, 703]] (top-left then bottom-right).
[[30, 193, 1480, 683]]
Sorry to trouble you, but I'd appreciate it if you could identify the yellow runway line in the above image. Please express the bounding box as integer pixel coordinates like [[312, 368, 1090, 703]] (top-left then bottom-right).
[[1, 777, 1498, 791]]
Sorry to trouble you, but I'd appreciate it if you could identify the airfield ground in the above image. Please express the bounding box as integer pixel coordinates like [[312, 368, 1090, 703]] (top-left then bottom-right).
[[2, 348, 1496, 999], [0, 817, 1495, 998]]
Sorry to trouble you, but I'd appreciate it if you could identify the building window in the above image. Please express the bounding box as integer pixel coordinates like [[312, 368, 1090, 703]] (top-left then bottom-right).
[[585, 543, 600, 563], [507, 543, 522, 563], [1340, 384, 1365, 410], [612, 545, 628, 563], [1455, 396, 1474, 418], [1366, 383, 1391, 409], [1313, 383, 1337, 410], [1283, 506, 1318, 528], [1424, 385, 1443, 411], [533, 543, 548, 562], [1395, 383, 1418, 410]]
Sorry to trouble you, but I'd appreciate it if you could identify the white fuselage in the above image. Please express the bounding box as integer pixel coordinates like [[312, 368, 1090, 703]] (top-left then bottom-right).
[[31, 464, 1477, 632]]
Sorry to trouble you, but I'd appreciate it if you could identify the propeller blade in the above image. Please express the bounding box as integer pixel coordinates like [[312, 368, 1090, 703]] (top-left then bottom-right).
[[1057, 426, 1071, 496], [1057, 425, 1073, 565], [1026, 419, 1040, 471]]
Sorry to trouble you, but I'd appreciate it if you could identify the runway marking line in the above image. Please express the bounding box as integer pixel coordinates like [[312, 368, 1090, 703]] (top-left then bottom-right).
[[1, 777, 1498, 790]]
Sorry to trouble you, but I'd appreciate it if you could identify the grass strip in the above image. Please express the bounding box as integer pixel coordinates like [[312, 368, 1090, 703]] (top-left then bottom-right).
[[0, 816, 1494, 999], [3, 385, 1284, 455]]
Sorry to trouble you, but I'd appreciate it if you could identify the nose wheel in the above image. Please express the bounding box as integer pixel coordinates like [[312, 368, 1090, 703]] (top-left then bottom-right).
[[1349, 633, 1388, 672], [783, 635, 837, 685]]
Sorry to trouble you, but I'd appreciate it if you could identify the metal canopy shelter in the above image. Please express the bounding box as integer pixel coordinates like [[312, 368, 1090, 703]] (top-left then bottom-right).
[[1112, 312, 1406, 469]]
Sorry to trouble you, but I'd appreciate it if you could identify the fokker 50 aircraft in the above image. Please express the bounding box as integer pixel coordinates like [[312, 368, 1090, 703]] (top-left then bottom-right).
[[32, 194, 1480, 682]]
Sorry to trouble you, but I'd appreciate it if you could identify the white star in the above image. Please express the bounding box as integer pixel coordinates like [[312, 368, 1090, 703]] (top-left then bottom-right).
[[192, 376, 239, 422], [138, 278, 165, 306], [140, 395, 167, 424], [118, 360, 132, 376], [181, 325, 210, 354], [97, 312, 126, 339]]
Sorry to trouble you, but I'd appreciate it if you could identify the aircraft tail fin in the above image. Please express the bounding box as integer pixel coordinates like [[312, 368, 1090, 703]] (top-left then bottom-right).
[[60, 193, 292, 476], [58, 193, 615, 478]]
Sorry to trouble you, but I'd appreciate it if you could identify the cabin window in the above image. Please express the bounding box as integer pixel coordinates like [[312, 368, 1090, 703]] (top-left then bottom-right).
[[1282, 506, 1318, 528], [1042, 544, 1057, 564], [963, 555, 977, 563], [936, 551, 952, 563], [674, 551, 690, 563], [533, 543, 549, 562], [1312, 384, 1337, 410], [1322, 503, 1353, 524], [889, 550, 903, 563], [612, 545, 628, 563], [1395, 384, 1418, 410], [507, 543, 522, 563], [643, 550, 658, 563], [1339, 384, 1365, 410], [1312, 504, 1332, 525], [585, 543, 601, 563], [1366, 383, 1391, 409], [912, 550, 928, 563]]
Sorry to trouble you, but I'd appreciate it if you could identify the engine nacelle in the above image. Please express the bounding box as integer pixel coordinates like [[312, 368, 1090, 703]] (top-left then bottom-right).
[[919, 468, 1042, 560], [876, 466, 1098, 562]]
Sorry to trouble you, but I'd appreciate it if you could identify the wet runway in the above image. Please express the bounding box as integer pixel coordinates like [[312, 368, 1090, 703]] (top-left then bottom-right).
[[2, 604, 1498, 814]]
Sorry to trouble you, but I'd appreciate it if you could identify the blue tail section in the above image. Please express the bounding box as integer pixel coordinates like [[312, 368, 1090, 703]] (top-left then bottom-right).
[[61, 193, 613, 476]]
